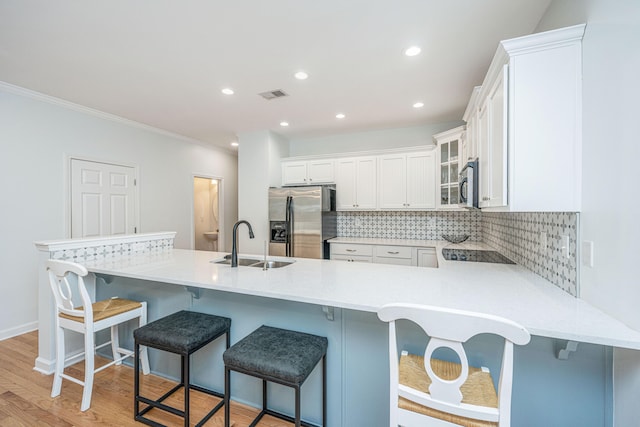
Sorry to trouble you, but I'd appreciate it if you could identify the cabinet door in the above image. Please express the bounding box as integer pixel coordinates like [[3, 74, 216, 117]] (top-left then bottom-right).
[[417, 248, 438, 268], [282, 161, 308, 185], [478, 101, 490, 208], [487, 65, 508, 207], [406, 152, 436, 209], [307, 160, 335, 184], [378, 154, 407, 209], [335, 159, 357, 210], [355, 157, 377, 209], [466, 113, 478, 161]]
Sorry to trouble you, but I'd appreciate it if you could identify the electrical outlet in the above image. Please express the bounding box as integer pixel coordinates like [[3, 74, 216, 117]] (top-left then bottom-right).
[[561, 235, 570, 258]]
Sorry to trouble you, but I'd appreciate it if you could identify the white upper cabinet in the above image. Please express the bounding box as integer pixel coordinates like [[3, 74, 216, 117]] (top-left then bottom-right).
[[379, 151, 436, 210], [468, 24, 585, 212], [282, 159, 335, 185], [477, 65, 508, 208], [335, 156, 377, 210], [434, 126, 465, 209]]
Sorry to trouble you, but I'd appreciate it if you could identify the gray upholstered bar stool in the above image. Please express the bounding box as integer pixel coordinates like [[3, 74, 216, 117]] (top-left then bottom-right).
[[134, 310, 231, 427], [223, 325, 328, 427]]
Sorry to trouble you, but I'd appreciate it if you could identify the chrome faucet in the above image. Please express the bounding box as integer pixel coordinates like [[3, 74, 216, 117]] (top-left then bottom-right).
[[231, 220, 254, 267]]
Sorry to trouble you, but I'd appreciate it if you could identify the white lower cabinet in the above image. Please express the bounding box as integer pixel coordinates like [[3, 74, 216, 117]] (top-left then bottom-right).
[[373, 245, 412, 266], [330, 243, 373, 263], [417, 248, 438, 268], [331, 242, 436, 268], [331, 254, 373, 263]]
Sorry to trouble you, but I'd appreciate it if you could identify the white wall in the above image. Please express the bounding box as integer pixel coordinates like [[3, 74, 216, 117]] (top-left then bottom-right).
[[288, 122, 462, 157], [0, 84, 238, 339], [536, 2, 640, 426], [237, 130, 289, 254]]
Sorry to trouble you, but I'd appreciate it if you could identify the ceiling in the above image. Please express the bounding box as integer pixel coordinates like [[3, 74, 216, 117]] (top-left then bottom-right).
[[0, 0, 551, 150]]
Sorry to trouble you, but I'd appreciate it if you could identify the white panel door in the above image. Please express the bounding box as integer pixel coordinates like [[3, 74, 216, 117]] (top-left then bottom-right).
[[71, 159, 137, 238]]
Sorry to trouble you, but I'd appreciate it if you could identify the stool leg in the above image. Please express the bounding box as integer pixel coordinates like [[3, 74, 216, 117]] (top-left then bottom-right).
[[51, 324, 64, 398], [294, 385, 301, 427], [224, 367, 231, 427], [138, 306, 150, 375], [134, 341, 140, 418], [183, 354, 190, 427], [323, 355, 327, 427], [80, 330, 95, 411], [111, 324, 122, 365], [262, 379, 267, 411]]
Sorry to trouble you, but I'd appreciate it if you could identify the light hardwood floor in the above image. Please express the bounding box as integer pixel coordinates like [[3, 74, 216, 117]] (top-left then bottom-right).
[[0, 331, 294, 426]]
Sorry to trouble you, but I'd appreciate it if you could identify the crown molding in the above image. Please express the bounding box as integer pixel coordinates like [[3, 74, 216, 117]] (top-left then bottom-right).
[[501, 23, 586, 57]]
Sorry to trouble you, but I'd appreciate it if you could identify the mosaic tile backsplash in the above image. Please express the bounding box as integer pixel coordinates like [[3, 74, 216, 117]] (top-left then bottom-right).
[[482, 212, 578, 296], [336, 210, 578, 296], [337, 211, 482, 241]]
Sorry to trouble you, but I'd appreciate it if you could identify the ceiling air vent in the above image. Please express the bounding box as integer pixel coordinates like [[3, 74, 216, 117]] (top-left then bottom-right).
[[258, 89, 288, 100]]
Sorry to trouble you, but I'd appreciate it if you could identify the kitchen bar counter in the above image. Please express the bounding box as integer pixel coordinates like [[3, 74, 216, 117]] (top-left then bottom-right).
[[35, 233, 637, 425], [82, 247, 640, 350]]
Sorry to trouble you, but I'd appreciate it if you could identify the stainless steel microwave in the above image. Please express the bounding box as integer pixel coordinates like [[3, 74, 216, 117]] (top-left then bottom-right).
[[459, 159, 479, 209]]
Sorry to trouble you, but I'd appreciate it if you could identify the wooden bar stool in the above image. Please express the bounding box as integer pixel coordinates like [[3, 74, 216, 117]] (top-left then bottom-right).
[[377, 303, 531, 427], [46, 259, 150, 412], [223, 325, 328, 427], [134, 310, 231, 427]]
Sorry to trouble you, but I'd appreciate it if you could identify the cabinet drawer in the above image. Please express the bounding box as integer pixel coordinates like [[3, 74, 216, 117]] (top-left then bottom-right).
[[331, 243, 373, 256], [331, 254, 373, 263], [375, 245, 412, 259], [373, 257, 413, 266]]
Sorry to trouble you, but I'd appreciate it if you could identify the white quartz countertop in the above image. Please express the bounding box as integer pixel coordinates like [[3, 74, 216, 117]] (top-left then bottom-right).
[[83, 248, 640, 350]]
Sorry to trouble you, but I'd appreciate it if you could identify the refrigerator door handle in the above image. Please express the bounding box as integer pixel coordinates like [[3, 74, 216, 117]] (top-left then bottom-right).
[[285, 196, 293, 257]]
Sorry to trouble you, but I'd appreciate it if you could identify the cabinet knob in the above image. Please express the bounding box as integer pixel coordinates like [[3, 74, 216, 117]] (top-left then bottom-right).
[[309, 178, 313, 181]]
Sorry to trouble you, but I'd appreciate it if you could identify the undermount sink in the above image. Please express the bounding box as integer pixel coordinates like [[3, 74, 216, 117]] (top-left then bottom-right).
[[248, 260, 293, 269], [212, 255, 294, 269]]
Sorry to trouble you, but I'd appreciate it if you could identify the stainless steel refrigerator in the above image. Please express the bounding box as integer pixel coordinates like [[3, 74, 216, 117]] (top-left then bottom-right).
[[269, 186, 336, 259]]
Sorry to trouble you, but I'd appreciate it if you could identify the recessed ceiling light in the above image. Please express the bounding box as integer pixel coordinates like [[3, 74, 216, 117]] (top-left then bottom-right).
[[294, 71, 309, 80], [413, 102, 425, 108], [221, 88, 234, 95], [404, 46, 421, 57], [280, 121, 289, 127], [230, 141, 239, 147], [336, 113, 346, 119]]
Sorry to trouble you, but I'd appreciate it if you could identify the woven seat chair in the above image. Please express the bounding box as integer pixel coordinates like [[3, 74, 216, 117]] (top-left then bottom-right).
[[377, 303, 530, 427], [46, 259, 150, 411]]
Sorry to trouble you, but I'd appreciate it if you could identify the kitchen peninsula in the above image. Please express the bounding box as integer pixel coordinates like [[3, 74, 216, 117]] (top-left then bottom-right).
[[35, 232, 640, 426]]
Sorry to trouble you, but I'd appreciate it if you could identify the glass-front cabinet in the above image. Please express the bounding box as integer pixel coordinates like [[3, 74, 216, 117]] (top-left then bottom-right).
[[433, 126, 465, 209]]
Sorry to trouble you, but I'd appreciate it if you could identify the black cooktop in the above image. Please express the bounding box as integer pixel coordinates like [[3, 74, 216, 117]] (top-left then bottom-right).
[[442, 248, 515, 264]]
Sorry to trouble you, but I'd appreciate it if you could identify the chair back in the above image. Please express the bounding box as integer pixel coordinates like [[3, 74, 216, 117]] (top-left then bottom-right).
[[46, 259, 94, 324], [378, 303, 530, 426]]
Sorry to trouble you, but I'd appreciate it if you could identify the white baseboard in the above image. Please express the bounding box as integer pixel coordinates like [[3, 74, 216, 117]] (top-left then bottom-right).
[[34, 356, 55, 375], [0, 321, 37, 341]]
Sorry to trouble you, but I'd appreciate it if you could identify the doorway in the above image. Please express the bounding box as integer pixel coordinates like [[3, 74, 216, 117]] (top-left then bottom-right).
[[193, 176, 222, 251]]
